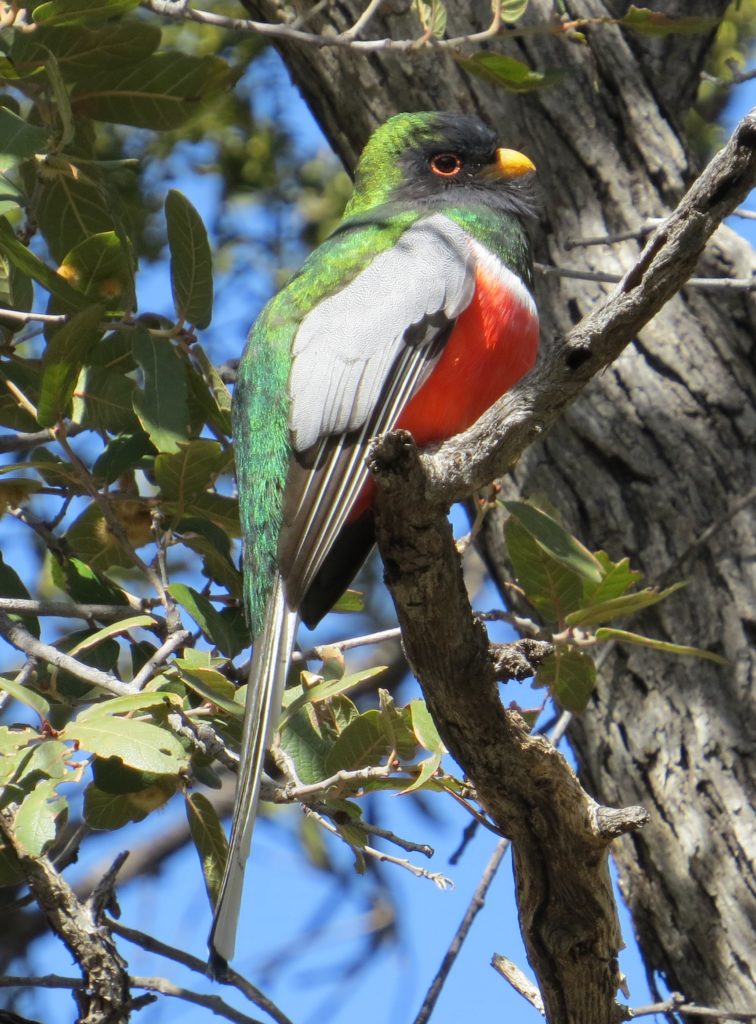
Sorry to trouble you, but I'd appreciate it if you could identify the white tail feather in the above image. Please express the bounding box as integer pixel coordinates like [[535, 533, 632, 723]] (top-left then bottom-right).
[[209, 574, 298, 969]]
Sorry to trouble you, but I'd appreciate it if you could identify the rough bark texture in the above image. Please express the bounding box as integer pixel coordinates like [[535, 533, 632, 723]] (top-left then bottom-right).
[[247, 0, 755, 1012]]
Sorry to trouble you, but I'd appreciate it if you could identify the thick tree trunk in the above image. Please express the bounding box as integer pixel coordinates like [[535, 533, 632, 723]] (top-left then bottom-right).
[[249, 0, 755, 1009]]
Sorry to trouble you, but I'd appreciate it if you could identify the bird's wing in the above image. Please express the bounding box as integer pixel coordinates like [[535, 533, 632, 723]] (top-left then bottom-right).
[[280, 213, 476, 612]]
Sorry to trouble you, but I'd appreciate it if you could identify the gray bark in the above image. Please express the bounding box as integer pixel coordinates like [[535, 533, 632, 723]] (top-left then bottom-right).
[[247, 0, 755, 1011]]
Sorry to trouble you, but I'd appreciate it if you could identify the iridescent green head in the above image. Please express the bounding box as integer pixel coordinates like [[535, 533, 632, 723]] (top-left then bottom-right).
[[344, 111, 536, 218]]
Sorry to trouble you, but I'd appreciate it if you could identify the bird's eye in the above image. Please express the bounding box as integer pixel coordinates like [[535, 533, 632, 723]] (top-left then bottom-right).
[[429, 153, 463, 178]]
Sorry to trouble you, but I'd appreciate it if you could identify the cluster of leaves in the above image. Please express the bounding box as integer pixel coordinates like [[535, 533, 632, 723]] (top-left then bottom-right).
[[502, 501, 726, 713]]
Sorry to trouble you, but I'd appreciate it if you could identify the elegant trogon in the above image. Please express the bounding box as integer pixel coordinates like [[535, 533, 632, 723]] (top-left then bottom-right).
[[209, 111, 538, 969]]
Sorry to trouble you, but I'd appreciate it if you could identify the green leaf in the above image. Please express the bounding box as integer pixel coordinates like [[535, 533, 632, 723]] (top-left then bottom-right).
[[619, 6, 719, 36], [279, 709, 330, 785], [168, 583, 242, 658], [76, 691, 180, 721], [535, 648, 596, 712], [51, 555, 129, 608], [457, 52, 562, 92], [401, 752, 442, 794], [281, 666, 386, 725], [324, 710, 390, 776], [72, 365, 140, 432], [33, 0, 141, 26], [132, 331, 190, 454], [84, 771, 176, 829], [165, 189, 213, 329], [176, 665, 241, 717], [0, 216, 89, 309], [410, 699, 445, 754], [0, 552, 39, 637], [582, 552, 642, 605], [154, 439, 230, 504], [504, 501, 603, 582], [37, 303, 104, 426], [378, 689, 418, 759], [31, 157, 122, 265], [566, 582, 686, 628], [595, 628, 728, 665], [177, 523, 242, 598], [501, 0, 530, 21], [64, 716, 189, 773], [186, 792, 227, 909], [57, 231, 134, 312], [71, 52, 231, 130], [331, 589, 365, 614], [44, 48, 76, 147], [0, 676, 51, 718], [15, 778, 66, 856], [10, 22, 162, 80], [505, 516, 584, 623], [66, 614, 155, 657], [92, 431, 156, 485], [0, 109, 49, 172]]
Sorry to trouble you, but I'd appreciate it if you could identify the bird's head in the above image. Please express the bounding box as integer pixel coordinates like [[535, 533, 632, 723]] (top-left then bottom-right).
[[344, 111, 536, 219]]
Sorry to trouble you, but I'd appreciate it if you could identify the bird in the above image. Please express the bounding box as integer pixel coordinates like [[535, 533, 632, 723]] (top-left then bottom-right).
[[208, 110, 539, 972]]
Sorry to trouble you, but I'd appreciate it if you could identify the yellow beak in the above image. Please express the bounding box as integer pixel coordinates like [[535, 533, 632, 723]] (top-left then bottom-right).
[[495, 147, 536, 179]]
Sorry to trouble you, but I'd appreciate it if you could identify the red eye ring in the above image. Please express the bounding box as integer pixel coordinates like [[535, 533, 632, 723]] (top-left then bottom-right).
[[429, 153, 463, 177]]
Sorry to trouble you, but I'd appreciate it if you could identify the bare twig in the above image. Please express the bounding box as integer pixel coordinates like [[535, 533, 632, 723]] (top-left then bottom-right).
[[413, 839, 510, 1024], [536, 263, 755, 290], [0, 598, 156, 621], [492, 953, 546, 1015], [411, 711, 573, 1024], [303, 806, 452, 887], [626, 993, 756, 1021], [130, 976, 265, 1024], [130, 629, 191, 690], [107, 919, 294, 1024], [0, 611, 136, 696]]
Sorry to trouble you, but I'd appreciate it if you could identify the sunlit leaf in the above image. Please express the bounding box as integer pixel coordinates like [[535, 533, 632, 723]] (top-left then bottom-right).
[[65, 715, 189, 773], [0, 676, 50, 718], [76, 691, 180, 721], [154, 439, 230, 505], [595, 628, 728, 665], [324, 710, 390, 775], [15, 778, 67, 856], [457, 52, 562, 92], [566, 582, 686, 628], [57, 231, 134, 312]]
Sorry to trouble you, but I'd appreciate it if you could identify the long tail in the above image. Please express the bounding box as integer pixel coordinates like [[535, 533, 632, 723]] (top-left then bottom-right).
[[208, 573, 298, 973]]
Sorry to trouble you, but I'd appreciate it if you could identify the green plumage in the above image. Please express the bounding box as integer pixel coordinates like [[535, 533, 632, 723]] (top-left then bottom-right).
[[232, 210, 417, 634]]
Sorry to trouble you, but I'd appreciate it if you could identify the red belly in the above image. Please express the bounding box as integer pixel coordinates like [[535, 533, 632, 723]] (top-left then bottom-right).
[[350, 266, 539, 519]]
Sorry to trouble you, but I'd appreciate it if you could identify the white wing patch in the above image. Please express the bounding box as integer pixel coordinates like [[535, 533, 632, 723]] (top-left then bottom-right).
[[288, 214, 476, 452]]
